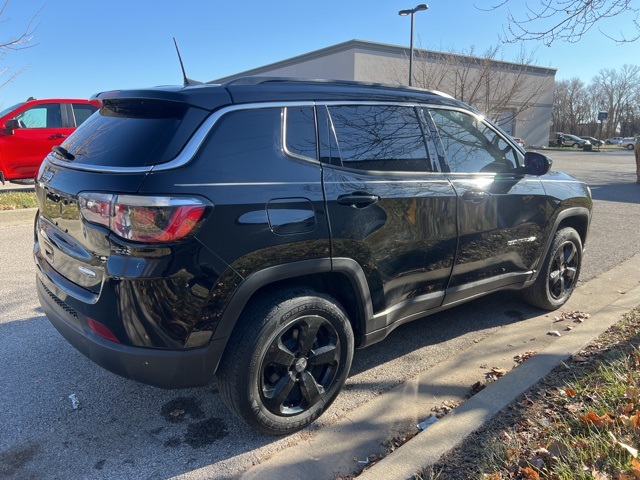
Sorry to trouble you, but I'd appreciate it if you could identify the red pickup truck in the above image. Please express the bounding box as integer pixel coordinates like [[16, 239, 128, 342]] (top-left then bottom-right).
[[0, 98, 100, 183]]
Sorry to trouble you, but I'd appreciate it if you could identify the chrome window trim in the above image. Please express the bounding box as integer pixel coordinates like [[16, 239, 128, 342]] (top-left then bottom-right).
[[46, 100, 475, 174], [282, 106, 320, 164]]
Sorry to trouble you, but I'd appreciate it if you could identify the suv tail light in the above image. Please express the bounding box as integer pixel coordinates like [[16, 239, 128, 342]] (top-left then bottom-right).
[[78, 193, 209, 243]]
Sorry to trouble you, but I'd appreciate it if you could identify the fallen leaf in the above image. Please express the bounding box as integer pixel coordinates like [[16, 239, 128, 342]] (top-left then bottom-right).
[[548, 330, 562, 337], [565, 388, 577, 397], [609, 431, 639, 458], [628, 458, 640, 479], [580, 411, 614, 428], [632, 411, 640, 429], [591, 469, 608, 479], [514, 351, 537, 364], [519, 466, 540, 479]]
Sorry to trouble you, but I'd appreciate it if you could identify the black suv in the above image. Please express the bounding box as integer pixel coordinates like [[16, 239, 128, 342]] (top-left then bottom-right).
[[34, 78, 592, 435]]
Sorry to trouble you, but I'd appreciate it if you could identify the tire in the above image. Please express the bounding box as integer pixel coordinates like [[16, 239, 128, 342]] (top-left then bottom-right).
[[216, 288, 354, 435], [572, 143, 580, 148], [522, 227, 582, 310], [627, 144, 634, 150], [605, 140, 611, 145]]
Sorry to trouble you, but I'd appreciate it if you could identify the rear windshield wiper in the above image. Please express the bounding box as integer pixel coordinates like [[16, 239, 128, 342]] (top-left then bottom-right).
[[52, 146, 75, 161]]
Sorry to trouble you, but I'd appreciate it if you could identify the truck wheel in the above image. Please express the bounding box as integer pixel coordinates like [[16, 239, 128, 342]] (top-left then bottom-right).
[[522, 227, 582, 310], [216, 288, 354, 435]]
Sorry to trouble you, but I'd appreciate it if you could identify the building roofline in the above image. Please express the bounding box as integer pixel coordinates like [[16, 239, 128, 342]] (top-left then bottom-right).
[[210, 39, 557, 83]]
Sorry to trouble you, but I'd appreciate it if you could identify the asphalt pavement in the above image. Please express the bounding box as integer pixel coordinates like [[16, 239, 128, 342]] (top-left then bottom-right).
[[1, 149, 639, 479]]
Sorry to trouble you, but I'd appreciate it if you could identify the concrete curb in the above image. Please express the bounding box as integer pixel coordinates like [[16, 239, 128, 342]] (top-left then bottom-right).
[[230, 254, 640, 480], [358, 285, 640, 479], [0, 208, 37, 227]]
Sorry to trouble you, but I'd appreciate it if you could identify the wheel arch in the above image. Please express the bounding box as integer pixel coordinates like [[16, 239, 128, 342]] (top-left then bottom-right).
[[527, 206, 591, 285], [211, 258, 373, 372]]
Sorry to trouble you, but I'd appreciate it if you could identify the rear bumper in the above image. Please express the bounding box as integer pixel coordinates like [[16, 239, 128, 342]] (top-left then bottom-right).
[[35, 268, 225, 389]]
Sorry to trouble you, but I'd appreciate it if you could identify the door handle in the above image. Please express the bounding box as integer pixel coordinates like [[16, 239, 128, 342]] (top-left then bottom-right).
[[462, 190, 489, 203], [48, 134, 68, 140], [337, 193, 380, 208]]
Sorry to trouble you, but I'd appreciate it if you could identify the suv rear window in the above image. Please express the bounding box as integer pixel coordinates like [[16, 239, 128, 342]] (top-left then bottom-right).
[[60, 99, 208, 168]]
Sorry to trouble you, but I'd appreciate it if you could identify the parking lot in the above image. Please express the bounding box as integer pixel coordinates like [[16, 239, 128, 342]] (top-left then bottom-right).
[[1, 148, 639, 479]]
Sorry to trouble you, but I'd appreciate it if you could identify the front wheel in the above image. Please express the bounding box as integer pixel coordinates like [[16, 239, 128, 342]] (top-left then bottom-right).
[[572, 143, 580, 148], [216, 288, 354, 435], [522, 227, 582, 310]]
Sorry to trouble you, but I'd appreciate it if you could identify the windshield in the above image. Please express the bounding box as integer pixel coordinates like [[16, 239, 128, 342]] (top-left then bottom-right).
[[0, 102, 25, 119]]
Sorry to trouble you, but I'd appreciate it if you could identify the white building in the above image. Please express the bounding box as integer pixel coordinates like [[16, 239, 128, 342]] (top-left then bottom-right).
[[212, 40, 556, 147]]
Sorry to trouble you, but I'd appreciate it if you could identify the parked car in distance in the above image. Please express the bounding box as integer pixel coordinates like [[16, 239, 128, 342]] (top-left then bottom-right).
[[605, 136, 624, 145], [563, 134, 590, 148], [580, 136, 604, 147], [549, 132, 590, 148], [0, 98, 100, 183], [34, 77, 593, 435], [621, 136, 640, 150], [510, 136, 525, 148]]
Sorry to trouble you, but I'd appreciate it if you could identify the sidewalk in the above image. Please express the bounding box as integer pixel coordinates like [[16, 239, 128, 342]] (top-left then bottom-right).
[[230, 254, 640, 480], [359, 274, 640, 479]]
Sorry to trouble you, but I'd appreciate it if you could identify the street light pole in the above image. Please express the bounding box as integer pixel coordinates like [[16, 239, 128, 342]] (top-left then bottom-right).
[[398, 4, 429, 87]]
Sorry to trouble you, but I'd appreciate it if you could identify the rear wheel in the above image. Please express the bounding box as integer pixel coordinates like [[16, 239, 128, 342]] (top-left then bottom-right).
[[522, 227, 582, 310], [216, 288, 354, 435], [627, 144, 634, 150]]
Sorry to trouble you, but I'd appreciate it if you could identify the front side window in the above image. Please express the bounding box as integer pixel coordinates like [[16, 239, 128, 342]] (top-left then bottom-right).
[[15, 104, 63, 129], [328, 105, 431, 172], [428, 108, 521, 174]]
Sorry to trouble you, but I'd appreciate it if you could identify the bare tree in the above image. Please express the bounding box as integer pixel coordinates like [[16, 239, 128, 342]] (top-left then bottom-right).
[[592, 64, 640, 137], [0, 1, 39, 89], [477, 0, 639, 45], [551, 65, 640, 138], [386, 44, 553, 129], [552, 77, 596, 134]]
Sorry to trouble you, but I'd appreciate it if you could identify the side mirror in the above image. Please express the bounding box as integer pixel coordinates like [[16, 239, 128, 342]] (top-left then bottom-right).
[[4, 119, 21, 134], [524, 151, 552, 176]]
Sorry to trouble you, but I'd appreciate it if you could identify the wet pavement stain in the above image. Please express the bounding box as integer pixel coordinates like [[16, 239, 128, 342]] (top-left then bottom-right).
[[164, 437, 182, 448], [504, 310, 524, 320], [0, 442, 40, 478], [184, 418, 229, 448], [160, 397, 206, 423]]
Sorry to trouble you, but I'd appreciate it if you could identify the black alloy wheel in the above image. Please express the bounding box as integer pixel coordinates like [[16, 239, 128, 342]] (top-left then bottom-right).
[[260, 314, 341, 416], [547, 238, 579, 302], [216, 288, 354, 435], [522, 227, 582, 310]]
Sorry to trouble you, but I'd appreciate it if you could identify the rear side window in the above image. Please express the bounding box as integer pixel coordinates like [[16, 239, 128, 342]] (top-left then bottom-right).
[[428, 108, 521, 174], [327, 105, 431, 172], [284, 107, 317, 160], [71, 103, 99, 126], [60, 99, 208, 167]]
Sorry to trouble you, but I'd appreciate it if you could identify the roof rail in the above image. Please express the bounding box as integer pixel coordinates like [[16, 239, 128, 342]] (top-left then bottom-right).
[[222, 76, 452, 98]]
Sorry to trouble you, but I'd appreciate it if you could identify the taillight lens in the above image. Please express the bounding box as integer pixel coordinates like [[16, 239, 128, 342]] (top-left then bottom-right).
[[79, 193, 209, 243]]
